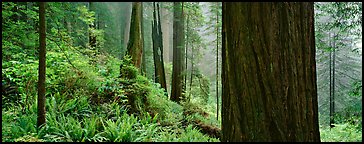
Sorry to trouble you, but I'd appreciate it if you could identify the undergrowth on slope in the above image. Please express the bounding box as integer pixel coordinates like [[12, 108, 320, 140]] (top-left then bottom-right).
[[2, 40, 220, 142]]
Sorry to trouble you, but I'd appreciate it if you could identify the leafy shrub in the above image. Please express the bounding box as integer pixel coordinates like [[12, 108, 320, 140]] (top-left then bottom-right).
[[177, 125, 219, 142], [320, 123, 362, 142], [2, 106, 37, 142], [100, 112, 138, 142]]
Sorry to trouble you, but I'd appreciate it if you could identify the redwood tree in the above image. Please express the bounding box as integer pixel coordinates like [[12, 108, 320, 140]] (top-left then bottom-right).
[[37, 2, 46, 129], [222, 2, 320, 142], [126, 2, 143, 68], [152, 2, 168, 94], [171, 2, 185, 103]]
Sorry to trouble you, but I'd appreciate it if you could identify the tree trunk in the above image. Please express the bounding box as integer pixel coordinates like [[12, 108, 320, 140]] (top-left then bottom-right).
[[329, 33, 333, 128], [141, 2, 147, 75], [330, 33, 336, 128], [157, 3, 168, 95], [181, 3, 186, 93], [126, 2, 143, 68], [216, 3, 219, 121], [171, 2, 185, 103], [222, 2, 320, 142], [123, 2, 132, 55], [188, 43, 194, 102], [89, 2, 97, 49], [152, 3, 162, 85], [37, 2, 46, 129], [185, 14, 189, 96]]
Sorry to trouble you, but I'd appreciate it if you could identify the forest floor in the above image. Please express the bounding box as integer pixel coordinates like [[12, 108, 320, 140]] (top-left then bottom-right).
[[2, 46, 361, 142]]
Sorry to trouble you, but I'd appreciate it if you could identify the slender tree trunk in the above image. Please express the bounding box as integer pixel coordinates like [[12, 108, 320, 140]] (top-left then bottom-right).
[[332, 34, 336, 122], [152, 2, 162, 84], [188, 43, 194, 102], [216, 3, 219, 121], [329, 33, 333, 128], [171, 2, 185, 103], [157, 3, 168, 95], [181, 3, 186, 93], [126, 2, 143, 68], [185, 14, 189, 95], [222, 2, 320, 142], [89, 2, 97, 49], [331, 33, 336, 128], [141, 2, 147, 75], [37, 2, 46, 129]]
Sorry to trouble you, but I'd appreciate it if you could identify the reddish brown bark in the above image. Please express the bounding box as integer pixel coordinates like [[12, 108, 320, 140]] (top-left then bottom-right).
[[222, 2, 320, 142]]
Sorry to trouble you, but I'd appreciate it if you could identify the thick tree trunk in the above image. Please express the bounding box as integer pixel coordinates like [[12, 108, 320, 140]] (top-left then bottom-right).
[[171, 2, 185, 103], [222, 2, 320, 142], [126, 2, 143, 68], [37, 2, 46, 129]]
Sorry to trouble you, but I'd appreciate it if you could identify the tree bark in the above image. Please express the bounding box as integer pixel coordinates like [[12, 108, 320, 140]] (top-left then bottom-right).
[[157, 3, 168, 95], [171, 2, 185, 103], [126, 2, 143, 68], [37, 2, 46, 129], [222, 2, 320, 142], [152, 3, 162, 85]]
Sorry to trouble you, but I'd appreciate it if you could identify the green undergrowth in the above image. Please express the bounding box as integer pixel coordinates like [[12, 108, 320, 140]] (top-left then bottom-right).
[[2, 40, 220, 142], [2, 45, 360, 142], [320, 123, 362, 142]]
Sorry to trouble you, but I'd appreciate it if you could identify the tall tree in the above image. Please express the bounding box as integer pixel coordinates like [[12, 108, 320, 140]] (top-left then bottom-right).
[[314, 2, 362, 126], [222, 2, 320, 142], [160, 4, 172, 63], [141, 2, 147, 75], [37, 2, 46, 129], [205, 2, 222, 120], [125, 2, 143, 68], [157, 3, 168, 94], [171, 2, 185, 103], [152, 2, 168, 94], [89, 2, 97, 49], [185, 14, 189, 94]]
